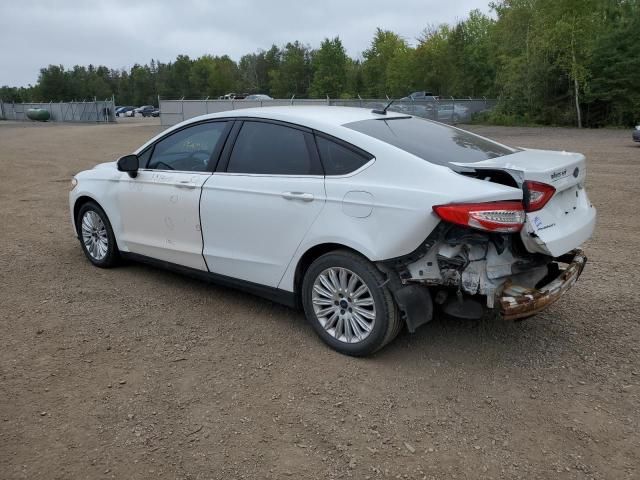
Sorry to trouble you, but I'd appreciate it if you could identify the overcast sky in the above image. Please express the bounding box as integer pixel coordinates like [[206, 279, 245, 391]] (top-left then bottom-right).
[[0, 0, 491, 87]]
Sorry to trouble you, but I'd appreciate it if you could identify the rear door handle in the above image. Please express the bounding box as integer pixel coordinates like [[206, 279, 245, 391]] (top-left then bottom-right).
[[176, 181, 197, 189], [282, 192, 313, 201], [282, 191, 314, 202]]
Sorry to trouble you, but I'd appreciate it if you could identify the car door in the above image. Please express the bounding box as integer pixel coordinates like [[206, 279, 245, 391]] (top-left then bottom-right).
[[200, 120, 326, 287], [116, 120, 230, 270]]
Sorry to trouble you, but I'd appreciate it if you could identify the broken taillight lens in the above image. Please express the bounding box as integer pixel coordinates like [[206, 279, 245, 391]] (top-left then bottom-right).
[[523, 181, 555, 212], [433, 201, 525, 233]]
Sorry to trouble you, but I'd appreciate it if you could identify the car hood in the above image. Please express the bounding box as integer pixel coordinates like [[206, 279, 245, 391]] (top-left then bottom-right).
[[93, 161, 117, 170]]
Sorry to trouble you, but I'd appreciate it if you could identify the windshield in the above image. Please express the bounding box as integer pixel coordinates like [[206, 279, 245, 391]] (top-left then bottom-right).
[[344, 117, 516, 166]]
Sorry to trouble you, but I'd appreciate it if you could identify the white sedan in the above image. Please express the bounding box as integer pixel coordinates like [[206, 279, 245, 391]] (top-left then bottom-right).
[[70, 106, 596, 356]]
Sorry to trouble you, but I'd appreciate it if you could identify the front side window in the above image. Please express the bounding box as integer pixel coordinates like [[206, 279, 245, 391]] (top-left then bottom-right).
[[227, 121, 316, 175], [137, 147, 152, 167], [147, 121, 228, 171], [345, 117, 516, 167]]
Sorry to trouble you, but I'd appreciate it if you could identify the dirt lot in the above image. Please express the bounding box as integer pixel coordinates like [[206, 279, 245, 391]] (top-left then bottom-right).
[[1, 119, 638, 479]]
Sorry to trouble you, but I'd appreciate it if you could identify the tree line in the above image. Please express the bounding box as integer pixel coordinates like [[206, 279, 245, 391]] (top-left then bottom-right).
[[1, 0, 638, 127]]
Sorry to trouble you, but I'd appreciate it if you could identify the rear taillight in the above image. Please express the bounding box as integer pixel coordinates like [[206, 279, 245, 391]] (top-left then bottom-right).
[[433, 201, 525, 233], [523, 181, 555, 212]]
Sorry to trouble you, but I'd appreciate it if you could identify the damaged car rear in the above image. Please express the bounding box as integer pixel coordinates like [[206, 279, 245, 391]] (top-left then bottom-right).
[[345, 115, 595, 338]]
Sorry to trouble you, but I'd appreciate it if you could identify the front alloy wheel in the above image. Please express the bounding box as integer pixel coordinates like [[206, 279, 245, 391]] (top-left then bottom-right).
[[76, 201, 119, 268], [81, 210, 109, 261], [302, 250, 402, 356]]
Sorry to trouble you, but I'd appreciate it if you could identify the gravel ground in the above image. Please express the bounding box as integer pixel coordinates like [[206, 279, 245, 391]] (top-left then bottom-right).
[[1, 119, 638, 479]]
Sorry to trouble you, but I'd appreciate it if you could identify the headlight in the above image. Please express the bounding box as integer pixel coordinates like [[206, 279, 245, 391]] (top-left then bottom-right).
[[70, 177, 78, 190]]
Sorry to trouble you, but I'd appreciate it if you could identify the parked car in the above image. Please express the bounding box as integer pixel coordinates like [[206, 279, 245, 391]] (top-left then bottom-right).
[[436, 103, 470, 123], [115, 106, 134, 117], [135, 105, 155, 117], [633, 125, 640, 143], [69, 107, 596, 356], [405, 91, 438, 101], [396, 92, 439, 118], [151, 108, 160, 117], [244, 94, 273, 101], [137, 105, 156, 117], [218, 93, 250, 100]]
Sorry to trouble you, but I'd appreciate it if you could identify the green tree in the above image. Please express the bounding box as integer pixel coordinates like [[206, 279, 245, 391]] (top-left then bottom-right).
[[536, 0, 602, 127], [209, 55, 239, 96], [0, 86, 30, 102], [414, 25, 453, 96], [362, 29, 411, 97], [190, 55, 216, 97], [344, 58, 364, 97], [310, 37, 348, 98], [587, 0, 640, 125], [130, 64, 155, 105], [38, 65, 69, 101], [269, 41, 312, 98], [170, 55, 193, 98], [238, 53, 260, 92]]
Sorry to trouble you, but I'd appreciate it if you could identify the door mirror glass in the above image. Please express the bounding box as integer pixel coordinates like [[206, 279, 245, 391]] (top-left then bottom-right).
[[117, 154, 139, 177]]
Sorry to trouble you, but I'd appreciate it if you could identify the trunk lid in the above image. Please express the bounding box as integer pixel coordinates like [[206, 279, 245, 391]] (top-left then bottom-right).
[[452, 148, 596, 257]]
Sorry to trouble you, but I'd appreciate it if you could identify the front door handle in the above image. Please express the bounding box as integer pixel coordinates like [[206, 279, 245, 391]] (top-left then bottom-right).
[[176, 181, 197, 189], [282, 192, 314, 202]]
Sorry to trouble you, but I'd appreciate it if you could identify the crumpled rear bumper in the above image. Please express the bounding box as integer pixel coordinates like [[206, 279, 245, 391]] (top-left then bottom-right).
[[499, 249, 587, 320]]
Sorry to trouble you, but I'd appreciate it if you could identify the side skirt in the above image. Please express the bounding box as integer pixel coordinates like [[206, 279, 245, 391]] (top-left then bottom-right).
[[120, 252, 298, 309]]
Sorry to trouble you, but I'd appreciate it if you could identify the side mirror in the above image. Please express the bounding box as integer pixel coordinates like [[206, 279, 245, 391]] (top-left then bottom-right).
[[117, 154, 139, 178]]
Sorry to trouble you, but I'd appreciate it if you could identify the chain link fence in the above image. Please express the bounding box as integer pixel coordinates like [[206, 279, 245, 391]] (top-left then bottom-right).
[[158, 97, 497, 126], [0, 99, 116, 123]]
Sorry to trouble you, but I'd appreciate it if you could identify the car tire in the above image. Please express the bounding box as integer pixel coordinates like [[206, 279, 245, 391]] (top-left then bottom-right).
[[301, 250, 402, 356], [76, 201, 119, 268]]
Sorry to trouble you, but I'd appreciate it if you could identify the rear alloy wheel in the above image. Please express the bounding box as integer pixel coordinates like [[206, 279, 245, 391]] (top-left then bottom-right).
[[302, 250, 402, 356], [76, 201, 119, 268]]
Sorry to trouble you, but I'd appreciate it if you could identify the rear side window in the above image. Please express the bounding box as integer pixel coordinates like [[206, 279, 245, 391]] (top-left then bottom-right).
[[315, 136, 372, 175], [344, 117, 516, 166], [227, 121, 317, 175]]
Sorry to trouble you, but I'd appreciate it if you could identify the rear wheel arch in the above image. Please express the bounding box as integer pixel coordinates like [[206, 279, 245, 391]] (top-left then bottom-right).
[[296, 242, 434, 336], [299, 248, 402, 355], [293, 243, 372, 306]]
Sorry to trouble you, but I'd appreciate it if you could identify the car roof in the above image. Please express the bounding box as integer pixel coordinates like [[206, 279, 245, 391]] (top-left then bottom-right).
[[135, 106, 411, 156], [179, 106, 408, 131]]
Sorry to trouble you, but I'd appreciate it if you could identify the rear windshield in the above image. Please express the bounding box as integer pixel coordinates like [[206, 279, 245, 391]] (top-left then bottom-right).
[[344, 117, 515, 166]]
